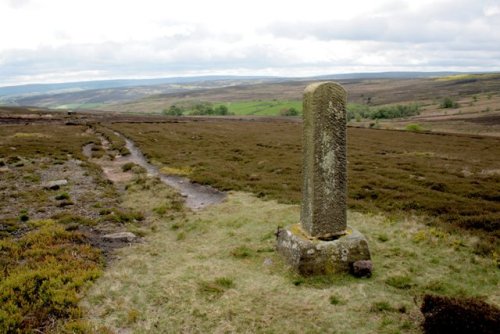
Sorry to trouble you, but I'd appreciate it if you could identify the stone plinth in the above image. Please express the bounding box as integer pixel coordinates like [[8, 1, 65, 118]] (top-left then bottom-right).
[[276, 224, 371, 276]]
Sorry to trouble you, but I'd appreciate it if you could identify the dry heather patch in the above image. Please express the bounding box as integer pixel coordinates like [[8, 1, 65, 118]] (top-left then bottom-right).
[[82, 191, 499, 333]]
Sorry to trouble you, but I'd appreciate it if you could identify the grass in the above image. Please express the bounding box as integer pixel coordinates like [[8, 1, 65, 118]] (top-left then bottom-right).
[[2, 106, 499, 331], [93, 124, 130, 156], [81, 191, 499, 333], [405, 123, 424, 132], [109, 121, 500, 239]]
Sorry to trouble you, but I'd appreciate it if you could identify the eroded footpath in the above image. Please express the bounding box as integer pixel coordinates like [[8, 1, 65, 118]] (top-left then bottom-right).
[[85, 131, 226, 211]]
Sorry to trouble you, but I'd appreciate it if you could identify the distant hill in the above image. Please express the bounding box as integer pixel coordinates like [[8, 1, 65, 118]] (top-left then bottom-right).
[[0, 77, 280, 109], [312, 71, 462, 80], [0, 76, 276, 97], [1, 72, 498, 110]]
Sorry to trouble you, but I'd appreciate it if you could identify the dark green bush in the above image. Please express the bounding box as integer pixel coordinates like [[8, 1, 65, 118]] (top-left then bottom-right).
[[440, 97, 459, 109]]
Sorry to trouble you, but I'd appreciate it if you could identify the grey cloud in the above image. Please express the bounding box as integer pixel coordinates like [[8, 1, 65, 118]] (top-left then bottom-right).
[[268, 0, 500, 44], [0, 39, 302, 85]]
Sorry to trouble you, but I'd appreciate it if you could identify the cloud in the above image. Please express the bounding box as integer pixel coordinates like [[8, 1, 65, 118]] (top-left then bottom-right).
[[268, 0, 500, 44], [0, 0, 499, 86], [8, 0, 31, 9]]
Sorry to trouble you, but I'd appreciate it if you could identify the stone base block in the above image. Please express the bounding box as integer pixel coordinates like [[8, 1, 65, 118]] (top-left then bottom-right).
[[276, 224, 371, 276]]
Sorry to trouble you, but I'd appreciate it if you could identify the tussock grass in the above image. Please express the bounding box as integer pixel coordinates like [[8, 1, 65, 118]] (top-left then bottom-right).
[[82, 192, 499, 333]]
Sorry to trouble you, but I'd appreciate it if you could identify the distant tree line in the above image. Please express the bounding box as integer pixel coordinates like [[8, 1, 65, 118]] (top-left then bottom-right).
[[347, 103, 421, 121], [162, 102, 232, 116]]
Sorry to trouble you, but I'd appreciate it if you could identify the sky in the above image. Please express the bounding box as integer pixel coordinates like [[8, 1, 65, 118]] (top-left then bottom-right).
[[0, 0, 499, 86]]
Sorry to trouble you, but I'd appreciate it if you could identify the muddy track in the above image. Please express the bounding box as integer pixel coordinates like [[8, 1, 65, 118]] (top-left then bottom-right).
[[121, 134, 226, 210], [85, 131, 226, 210]]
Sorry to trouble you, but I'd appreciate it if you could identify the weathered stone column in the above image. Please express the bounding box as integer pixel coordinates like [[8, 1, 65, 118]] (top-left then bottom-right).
[[301, 82, 347, 239], [276, 82, 371, 277]]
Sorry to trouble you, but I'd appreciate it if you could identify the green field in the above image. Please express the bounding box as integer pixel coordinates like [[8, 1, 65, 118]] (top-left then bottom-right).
[[221, 100, 302, 116]]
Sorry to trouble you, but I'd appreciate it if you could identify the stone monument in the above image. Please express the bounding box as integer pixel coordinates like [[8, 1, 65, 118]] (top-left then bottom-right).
[[276, 82, 371, 276]]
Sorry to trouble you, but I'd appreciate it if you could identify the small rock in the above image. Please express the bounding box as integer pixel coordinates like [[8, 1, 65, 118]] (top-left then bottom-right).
[[351, 260, 373, 278], [180, 192, 188, 197], [44, 179, 68, 190], [102, 232, 137, 242], [263, 258, 273, 267]]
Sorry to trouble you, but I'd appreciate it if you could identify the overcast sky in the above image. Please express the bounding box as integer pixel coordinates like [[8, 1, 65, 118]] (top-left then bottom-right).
[[0, 0, 499, 86]]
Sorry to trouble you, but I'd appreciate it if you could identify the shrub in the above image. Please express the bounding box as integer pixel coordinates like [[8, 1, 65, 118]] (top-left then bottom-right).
[[421, 294, 500, 334], [371, 104, 421, 119], [347, 103, 420, 120], [188, 103, 232, 116], [121, 162, 136, 172], [440, 97, 459, 109], [163, 105, 184, 116], [280, 107, 299, 116]]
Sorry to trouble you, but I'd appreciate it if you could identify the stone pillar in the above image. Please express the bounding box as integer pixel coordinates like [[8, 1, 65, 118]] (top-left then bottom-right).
[[301, 82, 347, 239], [276, 82, 371, 277]]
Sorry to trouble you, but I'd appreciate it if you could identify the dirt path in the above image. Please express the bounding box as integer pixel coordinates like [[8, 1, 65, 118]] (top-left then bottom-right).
[[84, 132, 226, 210]]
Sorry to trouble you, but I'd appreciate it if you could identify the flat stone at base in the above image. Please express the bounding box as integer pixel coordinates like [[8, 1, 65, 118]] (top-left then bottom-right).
[[102, 232, 137, 242], [276, 224, 371, 276]]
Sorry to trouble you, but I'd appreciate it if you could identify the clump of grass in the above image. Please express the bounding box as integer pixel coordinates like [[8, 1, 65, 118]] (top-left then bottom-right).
[[377, 233, 389, 242], [440, 97, 459, 109], [52, 213, 95, 226], [329, 294, 346, 305], [126, 309, 141, 324], [19, 209, 29, 222], [405, 123, 423, 132], [153, 205, 168, 216], [231, 245, 254, 258], [198, 277, 235, 299], [370, 301, 397, 313], [101, 208, 145, 225], [386, 275, 414, 289], [55, 192, 70, 200], [121, 162, 136, 172]]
